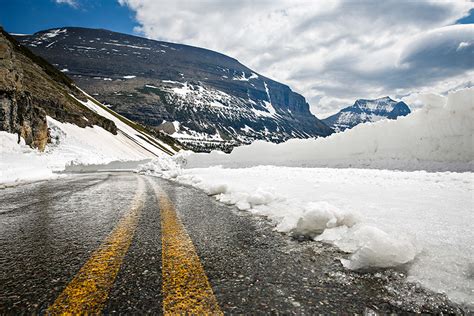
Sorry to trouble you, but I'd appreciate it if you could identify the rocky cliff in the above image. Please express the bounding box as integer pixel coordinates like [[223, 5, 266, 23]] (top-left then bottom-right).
[[0, 28, 116, 151]]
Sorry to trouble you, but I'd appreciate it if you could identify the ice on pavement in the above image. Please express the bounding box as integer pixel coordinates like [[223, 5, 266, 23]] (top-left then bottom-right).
[[139, 88, 474, 308]]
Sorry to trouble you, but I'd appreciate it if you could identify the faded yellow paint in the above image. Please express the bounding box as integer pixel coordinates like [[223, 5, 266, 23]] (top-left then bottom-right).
[[150, 181, 222, 315], [48, 177, 145, 315]]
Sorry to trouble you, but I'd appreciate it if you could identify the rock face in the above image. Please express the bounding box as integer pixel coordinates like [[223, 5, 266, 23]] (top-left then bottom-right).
[[0, 92, 49, 150], [15, 27, 333, 151], [322, 97, 411, 132], [0, 28, 117, 151]]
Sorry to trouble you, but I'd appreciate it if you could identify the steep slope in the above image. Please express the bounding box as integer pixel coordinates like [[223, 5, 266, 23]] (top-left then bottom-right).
[[1, 26, 182, 164], [0, 28, 116, 150], [1, 28, 185, 185], [15, 27, 333, 151], [323, 97, 410, 132]]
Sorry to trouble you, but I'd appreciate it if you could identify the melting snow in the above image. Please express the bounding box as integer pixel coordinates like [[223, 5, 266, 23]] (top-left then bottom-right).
[[232, 71, 259, 81], [42, 28, 67, 39], [241, 125, 254, 132], [104, 42, 151, 50], [251, 107, 274, 118], [45, 41, 57, 48], [172, 82, 192, 96], [263, 100, 277, 116], [74, 46, 96, 50], [210, 100, 226, 108]]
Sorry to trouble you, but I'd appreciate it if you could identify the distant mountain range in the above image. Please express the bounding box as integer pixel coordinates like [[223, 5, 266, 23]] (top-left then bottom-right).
[[322, 97, 411, 132], [15, 27, 333, 152]]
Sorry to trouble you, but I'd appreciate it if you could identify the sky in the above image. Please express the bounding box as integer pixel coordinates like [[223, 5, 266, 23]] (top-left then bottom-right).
[[1, 0, 473, 117]]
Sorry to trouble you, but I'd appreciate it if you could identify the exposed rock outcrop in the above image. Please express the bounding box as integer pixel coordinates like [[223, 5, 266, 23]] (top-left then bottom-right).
[[0, 28, 117, 151], [0, 91, 49, 150]]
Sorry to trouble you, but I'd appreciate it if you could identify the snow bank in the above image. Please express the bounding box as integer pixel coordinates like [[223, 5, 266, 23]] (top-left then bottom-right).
[[139, 162, 473, 308], [179, 88, 473, 172], [1, 89, 176, 185], [0, 117, 158, 186], [0, 132, 59, 186], [140, 162, 420, 272], [317, 225, 417, 270]]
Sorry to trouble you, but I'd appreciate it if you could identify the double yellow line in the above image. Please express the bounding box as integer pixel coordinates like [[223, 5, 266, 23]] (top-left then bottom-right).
[[152, 182, 222, 315], [48, 176, 222, 315]]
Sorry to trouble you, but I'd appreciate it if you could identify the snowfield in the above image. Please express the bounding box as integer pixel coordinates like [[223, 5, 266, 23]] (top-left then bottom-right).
[[139, 88, 474, 309], [0, 117, 155, 186], [0, 93, 174, 186]]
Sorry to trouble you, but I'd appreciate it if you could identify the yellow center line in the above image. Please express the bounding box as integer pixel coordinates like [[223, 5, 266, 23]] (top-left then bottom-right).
[[149, 179, 223, 315], [48, 176, 146, 315]]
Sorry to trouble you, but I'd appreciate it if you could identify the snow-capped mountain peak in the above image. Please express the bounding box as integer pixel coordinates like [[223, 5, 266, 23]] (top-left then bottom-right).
[[323, 96, 411, 132]]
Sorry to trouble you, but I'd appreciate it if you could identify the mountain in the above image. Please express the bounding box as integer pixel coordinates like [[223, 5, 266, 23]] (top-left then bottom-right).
[[14, 27, 333, 152], [1, 27, 182, 157], [0, 27, 117, 150], [322, 97, 411, 132]]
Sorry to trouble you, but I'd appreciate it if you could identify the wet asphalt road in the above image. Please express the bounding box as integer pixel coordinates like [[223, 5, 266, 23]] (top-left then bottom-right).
[[0, 173, 464, 314]]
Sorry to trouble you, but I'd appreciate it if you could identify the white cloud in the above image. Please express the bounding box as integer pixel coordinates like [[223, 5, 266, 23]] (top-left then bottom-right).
[[54, 0, 78, 8], [118, 0, 473, 116]]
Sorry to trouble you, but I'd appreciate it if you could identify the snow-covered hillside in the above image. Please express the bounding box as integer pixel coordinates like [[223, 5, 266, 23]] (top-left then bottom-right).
[[181, 88, 473, 172], [0, 93, 177, 186], [139, 87, 474, 309]]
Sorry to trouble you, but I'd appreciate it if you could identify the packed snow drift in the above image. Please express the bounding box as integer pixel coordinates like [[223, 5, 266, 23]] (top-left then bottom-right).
[[139, 88, 474, 309], [180, 88, 473, 172], [0, 94, 174, 186]]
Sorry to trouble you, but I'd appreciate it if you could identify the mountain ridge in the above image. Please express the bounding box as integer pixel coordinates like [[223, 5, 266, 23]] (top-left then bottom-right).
[[0, 27, 117, 150], [15, 27, 333, 152], [322, 96, 411, 132]]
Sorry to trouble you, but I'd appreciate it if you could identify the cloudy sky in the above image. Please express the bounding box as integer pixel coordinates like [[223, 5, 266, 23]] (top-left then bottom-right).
[[1, 0, 473, 116]]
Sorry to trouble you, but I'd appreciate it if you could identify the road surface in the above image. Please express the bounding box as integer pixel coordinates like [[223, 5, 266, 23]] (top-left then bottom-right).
[[0, 172, 462, 314]]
